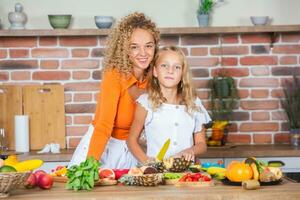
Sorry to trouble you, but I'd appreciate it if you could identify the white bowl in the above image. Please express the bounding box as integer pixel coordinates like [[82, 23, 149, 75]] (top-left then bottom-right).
[[94, 16, 115, 29], [250, 16, 269, 26]]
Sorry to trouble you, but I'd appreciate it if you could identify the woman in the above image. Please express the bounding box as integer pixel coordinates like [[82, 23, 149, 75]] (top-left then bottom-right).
[[69, 12, 160, 169]]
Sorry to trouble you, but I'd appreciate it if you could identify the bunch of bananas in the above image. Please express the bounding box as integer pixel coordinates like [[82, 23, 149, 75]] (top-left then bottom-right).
[[212, 121, 228, 130], [4, 155, 43, 172]]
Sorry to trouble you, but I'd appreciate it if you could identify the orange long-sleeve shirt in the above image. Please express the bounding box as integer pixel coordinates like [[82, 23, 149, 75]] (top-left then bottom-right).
[[87, 69, 147, 160]]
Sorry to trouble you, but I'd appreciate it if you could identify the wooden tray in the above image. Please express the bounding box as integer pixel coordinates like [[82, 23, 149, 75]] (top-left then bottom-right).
[[164, 179, 180, 185], [221, 178, 282, 186], [175, 180, 214, 187], [52, 176, 118, 186]]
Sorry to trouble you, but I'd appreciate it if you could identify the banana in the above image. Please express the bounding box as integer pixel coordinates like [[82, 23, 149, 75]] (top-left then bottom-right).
[[13, 159, 44, 172], [207, 166, 226, 175], [4, 155, 18, 166], [212, 121, 228, 130], [250, 163, 259, 181]]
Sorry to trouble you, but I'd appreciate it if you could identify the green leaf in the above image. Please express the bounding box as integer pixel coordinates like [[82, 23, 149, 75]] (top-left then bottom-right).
[[75, 170, 83, 177]]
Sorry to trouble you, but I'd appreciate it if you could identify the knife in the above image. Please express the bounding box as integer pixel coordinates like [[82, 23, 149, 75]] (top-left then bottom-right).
[[156, 138, 170, 161]]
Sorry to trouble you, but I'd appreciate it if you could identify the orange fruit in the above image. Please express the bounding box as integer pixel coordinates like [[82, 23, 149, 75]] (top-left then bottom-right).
[[226, 161, 253, 182], [98, 168, 115, 180]]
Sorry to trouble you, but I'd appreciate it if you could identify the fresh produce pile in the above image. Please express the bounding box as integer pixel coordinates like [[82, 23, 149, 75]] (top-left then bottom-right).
[[15, 155, 282, 192], [221, 157, 283, 184]]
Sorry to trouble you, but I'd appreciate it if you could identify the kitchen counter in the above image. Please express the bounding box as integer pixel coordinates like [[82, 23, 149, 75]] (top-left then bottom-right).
[[11, 144, 300, 162], [9, 180, 300, 200]]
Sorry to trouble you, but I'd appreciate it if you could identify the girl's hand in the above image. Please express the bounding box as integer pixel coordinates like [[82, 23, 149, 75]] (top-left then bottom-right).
[[174, 148, 195, 161], [141, 157, 156, 165]]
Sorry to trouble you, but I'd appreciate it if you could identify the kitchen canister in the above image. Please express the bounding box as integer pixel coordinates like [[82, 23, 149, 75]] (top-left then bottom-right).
[[14, 115, 29, 152]]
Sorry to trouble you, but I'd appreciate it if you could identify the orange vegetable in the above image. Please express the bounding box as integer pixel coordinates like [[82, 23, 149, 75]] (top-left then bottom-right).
[[226, 161, 253, 182]]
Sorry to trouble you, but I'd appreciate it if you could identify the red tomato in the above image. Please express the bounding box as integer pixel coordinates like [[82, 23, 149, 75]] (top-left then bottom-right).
[[185, 177, 193, 182], [203, 176, 211, 182], [193, 173, 202, 180]]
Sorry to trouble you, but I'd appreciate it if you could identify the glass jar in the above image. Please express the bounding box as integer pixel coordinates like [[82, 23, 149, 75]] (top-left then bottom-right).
[[0, 128, 8, 151], [290, 129, 300, 148]]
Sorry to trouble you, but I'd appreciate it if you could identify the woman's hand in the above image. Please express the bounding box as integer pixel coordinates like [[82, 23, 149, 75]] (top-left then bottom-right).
[[174, 148, 195, 161]]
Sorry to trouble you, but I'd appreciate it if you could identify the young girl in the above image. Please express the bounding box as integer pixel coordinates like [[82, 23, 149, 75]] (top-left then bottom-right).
[[127, 46, 211, 163], [68, 12, 160, 168]]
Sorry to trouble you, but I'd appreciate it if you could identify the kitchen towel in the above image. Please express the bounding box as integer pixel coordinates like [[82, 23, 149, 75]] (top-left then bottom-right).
[[14, 115, 29, 152]]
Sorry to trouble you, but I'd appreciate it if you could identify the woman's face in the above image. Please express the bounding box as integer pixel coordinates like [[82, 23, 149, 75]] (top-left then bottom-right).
[[129, 28, 155, 74], [153, 50, 183, 89]]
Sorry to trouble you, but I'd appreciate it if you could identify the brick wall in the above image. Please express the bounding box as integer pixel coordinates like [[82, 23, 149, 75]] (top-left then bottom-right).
[[1, 32, 300, 148]]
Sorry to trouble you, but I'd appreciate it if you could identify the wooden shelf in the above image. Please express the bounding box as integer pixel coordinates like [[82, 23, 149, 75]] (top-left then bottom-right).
[[0, 25, 300, 37]]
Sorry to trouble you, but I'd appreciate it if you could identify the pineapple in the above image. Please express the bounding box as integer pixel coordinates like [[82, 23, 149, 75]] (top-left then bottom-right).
[[163, 157, 191, 172], [119, 174, 163, 186], [140, 159, 166, 173]]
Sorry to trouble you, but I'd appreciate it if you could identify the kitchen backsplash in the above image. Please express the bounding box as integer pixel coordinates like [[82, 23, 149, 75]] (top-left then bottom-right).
[[1, 32, 300, 148]]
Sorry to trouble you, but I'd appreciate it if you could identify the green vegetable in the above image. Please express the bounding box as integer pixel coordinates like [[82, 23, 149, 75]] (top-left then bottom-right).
[[163, 173, 183, 180], [66, 157, 100, 191]]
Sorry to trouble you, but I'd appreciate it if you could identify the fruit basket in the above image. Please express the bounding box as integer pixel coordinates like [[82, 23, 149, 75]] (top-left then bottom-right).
[[0, 172, 30, 198]]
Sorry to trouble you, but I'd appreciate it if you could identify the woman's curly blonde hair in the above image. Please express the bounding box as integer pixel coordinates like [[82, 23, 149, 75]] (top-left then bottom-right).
[[148, 46, 200, 114], [103, 12, 160, 77]]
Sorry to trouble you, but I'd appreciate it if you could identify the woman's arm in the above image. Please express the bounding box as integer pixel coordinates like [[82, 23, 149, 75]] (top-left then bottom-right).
[[87, 70, 121, 160], [127, 104, 149, 163]]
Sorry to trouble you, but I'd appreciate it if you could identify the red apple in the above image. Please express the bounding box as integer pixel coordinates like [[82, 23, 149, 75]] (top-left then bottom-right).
[[37, 174, 53, 189], [24, 173, 37, 189], [34, 169, 47, 180]]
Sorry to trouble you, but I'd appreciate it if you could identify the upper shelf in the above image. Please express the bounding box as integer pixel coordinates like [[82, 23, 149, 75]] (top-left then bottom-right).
[[0, 25, 300, 37]]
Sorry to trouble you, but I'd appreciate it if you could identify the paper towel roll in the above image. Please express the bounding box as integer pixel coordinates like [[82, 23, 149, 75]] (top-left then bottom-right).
[[14, 115, 29, 152]]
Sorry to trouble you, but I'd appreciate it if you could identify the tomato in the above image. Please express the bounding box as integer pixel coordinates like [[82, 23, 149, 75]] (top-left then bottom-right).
[[202, 176, 211, 182], [185, 177, 193, 182], [226, 161, 253, 182], [193, 173, 201, 181]]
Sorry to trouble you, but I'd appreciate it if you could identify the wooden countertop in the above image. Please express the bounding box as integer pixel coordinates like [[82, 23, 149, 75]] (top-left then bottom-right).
[[10, 144, 300, 162], [9, 181, 300, 200], [0, 25, 300, 37]]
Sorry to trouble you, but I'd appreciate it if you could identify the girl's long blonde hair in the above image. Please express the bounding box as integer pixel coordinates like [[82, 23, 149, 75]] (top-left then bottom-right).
[[103, 12, 160, 77], [148, 46, 199, 114]]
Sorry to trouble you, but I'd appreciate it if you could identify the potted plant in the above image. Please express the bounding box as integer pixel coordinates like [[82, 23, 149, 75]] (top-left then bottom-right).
[[207, 72, 239, 146], [197, 0, 216, 26], [281, 76, 300, 147], [210, 75, 238, 121]]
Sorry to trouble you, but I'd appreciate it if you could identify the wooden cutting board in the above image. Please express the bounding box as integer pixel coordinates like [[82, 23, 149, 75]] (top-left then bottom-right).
[[52, 176, 118, 186], [0, 85, 23, 150], [23, 85, 66, 150]]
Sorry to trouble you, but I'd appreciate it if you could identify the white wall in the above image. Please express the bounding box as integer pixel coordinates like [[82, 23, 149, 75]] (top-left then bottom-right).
[[0, 0, 300, 29]]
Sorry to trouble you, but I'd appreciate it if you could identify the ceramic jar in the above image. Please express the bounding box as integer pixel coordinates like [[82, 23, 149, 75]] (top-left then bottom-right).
[[8, 3, 27, 29]]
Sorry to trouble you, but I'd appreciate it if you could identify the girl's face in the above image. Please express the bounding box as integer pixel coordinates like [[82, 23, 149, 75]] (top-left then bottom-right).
[[129, 28, 155, 73], [153, 50, 183, 89]]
